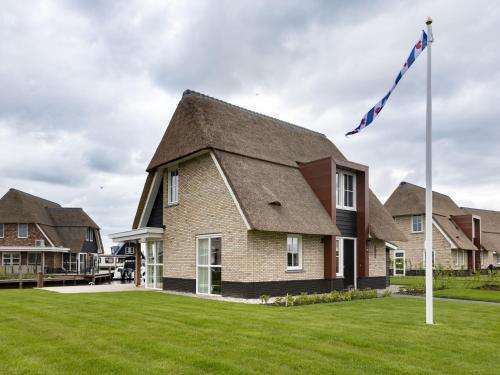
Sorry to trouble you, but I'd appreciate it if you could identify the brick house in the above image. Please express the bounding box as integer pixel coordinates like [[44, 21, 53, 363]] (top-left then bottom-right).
[[110, 90, 406, 297], [0, 189, 103, 274], [384, 181, 497, 275]]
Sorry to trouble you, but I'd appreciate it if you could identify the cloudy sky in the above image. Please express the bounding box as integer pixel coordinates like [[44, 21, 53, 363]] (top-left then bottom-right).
[[1, 0, 499, 250]]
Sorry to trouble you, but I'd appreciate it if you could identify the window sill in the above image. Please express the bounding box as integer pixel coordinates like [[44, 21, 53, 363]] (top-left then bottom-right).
[[410, 231, 423, 234], [166, 203, 179, 208], [286, 268, 304, 273], [336, 206, 357, 211]]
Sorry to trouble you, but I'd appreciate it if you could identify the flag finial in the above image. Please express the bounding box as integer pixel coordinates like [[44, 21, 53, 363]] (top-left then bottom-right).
[[426, 17, 432, 25]]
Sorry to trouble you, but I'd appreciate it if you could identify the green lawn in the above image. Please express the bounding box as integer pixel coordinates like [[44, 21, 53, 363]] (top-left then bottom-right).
[[0, 290, 499, 375], [391, 275, 500, 302]]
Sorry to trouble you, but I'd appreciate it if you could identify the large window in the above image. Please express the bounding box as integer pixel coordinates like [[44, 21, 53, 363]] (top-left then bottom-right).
[[146, 241, 164, 289], [0, 223, 3, 238], [85, 227, 94, 242], [168, 169, 179, 205], [2, 252, 20, 266], [454, 250, 466, 268], [336, 171, 356, 210], [63, 253, 78, 272], [335, 238, 343, 277], [197, 235, 221, 294], [287, 235, 302, 270], [28, 252, 41, 265], [18, 223, 28, 239], [394, 251, 405, 276], [411, 215, 423, 233]]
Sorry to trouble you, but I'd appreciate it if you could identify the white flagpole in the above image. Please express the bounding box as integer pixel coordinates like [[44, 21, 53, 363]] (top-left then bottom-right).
[[425, 17, 434, 325]]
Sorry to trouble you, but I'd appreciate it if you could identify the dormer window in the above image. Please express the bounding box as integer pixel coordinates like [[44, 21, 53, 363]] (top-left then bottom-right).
[[85, 227, 94, 242], [336, 171, 356, 210], [168, 169, 179, 205], [18, 223, 28, 239]]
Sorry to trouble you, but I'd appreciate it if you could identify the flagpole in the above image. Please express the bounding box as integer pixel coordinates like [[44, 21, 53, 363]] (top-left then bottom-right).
[[425, 17, 434, 325]]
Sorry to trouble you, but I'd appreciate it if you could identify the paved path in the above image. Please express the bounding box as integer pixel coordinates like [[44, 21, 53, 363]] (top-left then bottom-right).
[[394, 293, 500, 305], [41, 283, 146, 294]]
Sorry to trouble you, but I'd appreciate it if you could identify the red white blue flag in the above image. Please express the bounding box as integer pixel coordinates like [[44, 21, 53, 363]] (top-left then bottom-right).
[[346, 31, 428, 136]]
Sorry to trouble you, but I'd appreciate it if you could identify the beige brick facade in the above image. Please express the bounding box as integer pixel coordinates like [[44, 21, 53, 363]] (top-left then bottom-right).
[[247, 231, 324, 282], [368, 239, 387, 277], [391, 215, 465, 271], [163, 153, 249, 282]]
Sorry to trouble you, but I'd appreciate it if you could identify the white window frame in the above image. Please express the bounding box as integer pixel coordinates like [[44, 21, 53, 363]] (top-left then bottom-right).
[[411, 215, 423, 233], [2, 252, 21, 266], [286, 234, 303, 271], [18, 223, 28, 239], [196, 234, 222, 295], [393, 250, 406, 276], [85, 227, 94, 242], [454, 250, 465, 267], [336, 171, 356, 211], [125, 246, 134, 255], [0, 223, 4, 238], [335, 237, 344, 277], [167, 168, 179, 205]]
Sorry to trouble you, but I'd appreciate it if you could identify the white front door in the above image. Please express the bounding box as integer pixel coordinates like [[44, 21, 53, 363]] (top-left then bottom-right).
[[145, 240, 163, 289]]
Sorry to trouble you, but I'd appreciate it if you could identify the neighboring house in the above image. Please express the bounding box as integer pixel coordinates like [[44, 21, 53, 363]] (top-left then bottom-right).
[[0, 189, 103, 274], [384, 181, 495, 275], [110, 90, 406, 298], [461, 207, 500, 268]]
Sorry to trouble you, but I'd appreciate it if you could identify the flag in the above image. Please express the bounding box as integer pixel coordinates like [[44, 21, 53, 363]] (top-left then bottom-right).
[[346, 31, 428, 136]]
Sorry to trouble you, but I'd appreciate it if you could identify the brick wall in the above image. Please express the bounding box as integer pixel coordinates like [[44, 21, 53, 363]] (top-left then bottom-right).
[[391, 215, 456, 270], [0, 223, 47, 247], [368, 239, 387, 277], [163, 153, 250, 282], [246, 231, 324, 282]]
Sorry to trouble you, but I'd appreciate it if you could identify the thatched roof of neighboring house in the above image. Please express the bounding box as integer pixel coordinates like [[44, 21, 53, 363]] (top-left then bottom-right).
[[384, 182, 478, 251], [462, 207, 500, 251], [0, 189, 101, 252], [136, 90, 404, 240], [384, 181, 464, 217]]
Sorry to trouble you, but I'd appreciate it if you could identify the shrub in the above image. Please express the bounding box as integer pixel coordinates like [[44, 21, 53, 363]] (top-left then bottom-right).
[[360, 289, 377, 299], [285, 293, 294, 307], [274, 296, 283, 306], [382, 290, 392, 298]]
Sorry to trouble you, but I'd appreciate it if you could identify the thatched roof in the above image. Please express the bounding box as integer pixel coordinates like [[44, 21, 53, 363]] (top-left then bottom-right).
[[214, 150, 339, 235], [433, 215, 477, 251], [148, 90, 345, 171], [384, 182, 479, 251], [462, 207, 500, 251], [384, 181, 464, 217], [369, 191, 406, 242], [0, 189, 101, 252], [138, 90, 403, 240]]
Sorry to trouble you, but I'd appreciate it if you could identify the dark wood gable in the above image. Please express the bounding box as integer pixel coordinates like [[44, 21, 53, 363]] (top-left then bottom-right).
[[146, 182, 164, 228]]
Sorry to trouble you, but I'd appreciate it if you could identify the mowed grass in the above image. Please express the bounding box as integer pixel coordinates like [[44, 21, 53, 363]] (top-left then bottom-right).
[[391, 275, 500, 302], [0, 290, 499, 375]]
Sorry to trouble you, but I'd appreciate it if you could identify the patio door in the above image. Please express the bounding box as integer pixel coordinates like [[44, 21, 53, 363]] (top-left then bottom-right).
[[145, 241, 163, 289], [196, 235, 221, 295]]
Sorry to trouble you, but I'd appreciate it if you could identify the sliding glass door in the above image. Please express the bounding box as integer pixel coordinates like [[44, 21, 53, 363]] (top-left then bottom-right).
[[196, 235, 221, 295]]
